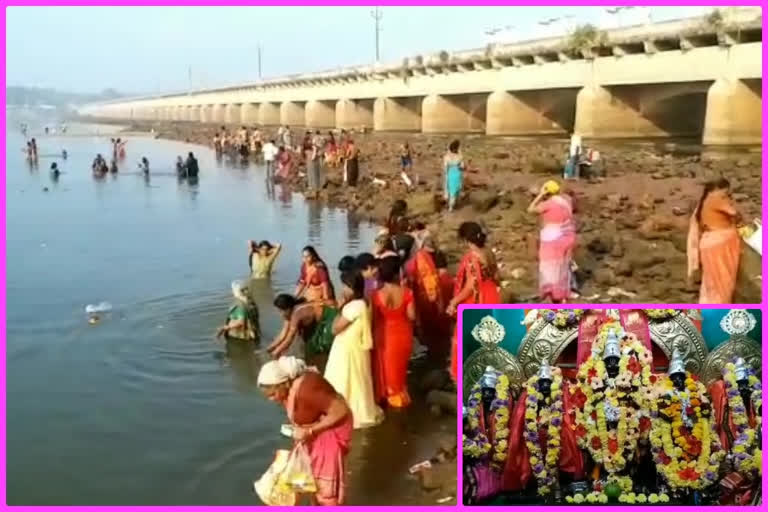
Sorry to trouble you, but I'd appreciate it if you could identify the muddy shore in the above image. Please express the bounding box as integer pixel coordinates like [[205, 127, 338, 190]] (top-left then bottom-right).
[[106, 119, 761, 303]]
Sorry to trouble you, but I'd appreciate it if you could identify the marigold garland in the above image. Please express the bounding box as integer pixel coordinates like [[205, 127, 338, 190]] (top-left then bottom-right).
[[649, 372, 725, 490], [722, 360, 762, 477], [464, 371, 512, 471], [523, 369, 564, 496], [643, 309, 680, 320]]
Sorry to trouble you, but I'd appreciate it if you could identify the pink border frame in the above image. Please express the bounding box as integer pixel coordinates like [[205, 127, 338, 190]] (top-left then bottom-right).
[[2, 2, 765, 509]]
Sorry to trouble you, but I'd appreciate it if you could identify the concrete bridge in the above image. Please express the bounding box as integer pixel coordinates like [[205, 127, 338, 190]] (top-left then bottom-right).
[[80, 8, 762, 145]]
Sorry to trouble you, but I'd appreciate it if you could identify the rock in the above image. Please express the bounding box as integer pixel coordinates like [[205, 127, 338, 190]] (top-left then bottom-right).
[[732, 193, 749, 202], [469, 190, 499, 212], [616, 260, 633, 277], [491, 152, 510, 160], [595, 268, 617, 286], [654, 197, 665, 204], [651, 172, 666, 180], [418, 468, 441, 491], [736, 158, 750, 168], [610, 240, 624, 258], [628, 253, 665, 270], [587, 237, 612, 255], [510, 267, 526, 280], [426, 391, 457, 415], [420, 369, 449, 392], [531, 157, 561, 175], [672, 206, 687, 216]]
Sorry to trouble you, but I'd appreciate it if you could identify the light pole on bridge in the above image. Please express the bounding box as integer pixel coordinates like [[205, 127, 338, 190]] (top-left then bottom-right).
[[371, 6, 383, 63]]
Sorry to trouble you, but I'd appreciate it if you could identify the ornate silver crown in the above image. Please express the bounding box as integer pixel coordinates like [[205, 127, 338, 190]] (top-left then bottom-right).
[[720, 309, 757, 336], [471, 315, 506, 347]]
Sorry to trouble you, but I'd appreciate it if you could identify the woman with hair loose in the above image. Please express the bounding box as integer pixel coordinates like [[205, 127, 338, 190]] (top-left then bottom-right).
[[295, 246, 335, 305], [443, 140, 464, 212], [257, 356, 353, 506], [371, 256, 416, 408], [527, 180, 576, 303], [324, 271, 384, 428], [687, 178, 742, 303], [446, 222, 500, 382], [268, 294, 337, 368], [248, 239, 282, 279]]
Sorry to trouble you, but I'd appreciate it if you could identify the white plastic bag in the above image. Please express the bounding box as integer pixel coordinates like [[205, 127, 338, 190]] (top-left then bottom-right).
[[254, 449, 296, 506], [85, 302, 112, 314], [742, 219, 762, 256], [275, 443, 317, 494]]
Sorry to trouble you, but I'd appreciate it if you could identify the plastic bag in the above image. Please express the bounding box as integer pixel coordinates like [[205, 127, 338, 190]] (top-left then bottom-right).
[[254, 449, 296, 506], [741, 219, 762, 256], [275, 443, 317, 494], [85, 302, 112, 314]]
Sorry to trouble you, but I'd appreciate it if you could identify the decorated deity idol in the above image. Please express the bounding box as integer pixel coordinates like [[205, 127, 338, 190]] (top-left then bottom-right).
[[463, 366, 514, 502], [570, 323, 655, 494], [505, 360, 584, 499], [649, 348, 725, 499], [708, 357, 762, 504]]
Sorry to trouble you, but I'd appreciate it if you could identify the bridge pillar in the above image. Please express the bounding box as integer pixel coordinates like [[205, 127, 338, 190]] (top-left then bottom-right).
[[200, 105, 213, 123], [211, 104, 226, 124], [280, 101, 306, 127], [336, 99, 374, 130], [703, 78, 762, 145], [574, 85, 655, 138], [187, 106, 199, 123], [241, 103, 259, 124], [225, 104, 241, 125], [258, 102, 280, 125], [422, 94, 487, 133], [373, 97, 422, 131], [487, 90, 576, 135], [305, 100, 336, 129]]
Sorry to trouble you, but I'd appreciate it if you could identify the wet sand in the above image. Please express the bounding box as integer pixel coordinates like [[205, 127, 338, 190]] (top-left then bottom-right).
[[105, 119, 761, 304]]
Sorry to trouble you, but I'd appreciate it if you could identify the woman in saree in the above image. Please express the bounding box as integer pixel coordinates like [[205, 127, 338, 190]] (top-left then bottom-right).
[[276, 146, 294, 181], [295, 246, 335, 305], [527, 180, 576, 303], [216, 280, 260, 342], [446, 222, 500, 382], [257, 356, 353, 506], [324, 271, 384, 428], [324, 132, 339, 168], [373, 230, 399, 260], [268, 294, 337, 369], [403, 236, 446, 361], [248, 239, 282, 279], [443, 140, 464, 212], [687, 178, 742, 303], [371, 256, 416, 408], [344, 138, 360, 187]]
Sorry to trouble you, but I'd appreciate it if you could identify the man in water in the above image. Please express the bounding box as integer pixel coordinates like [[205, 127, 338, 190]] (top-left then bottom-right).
[[185, 152, 199, 177], [139, 157, 149, 174], [262, 139, 278, 180]]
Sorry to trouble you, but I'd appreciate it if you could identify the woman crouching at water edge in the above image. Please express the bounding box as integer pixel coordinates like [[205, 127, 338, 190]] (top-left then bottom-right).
[[447, 222, 500, 382], [324, 271, 384, 428], [249, 239, 282, 279], [268, 294, 337, 368], [687, 178, 742, 303], [257, 356, 353, 506], [216, 281, 260, 341], [527, 180, 576, 304]]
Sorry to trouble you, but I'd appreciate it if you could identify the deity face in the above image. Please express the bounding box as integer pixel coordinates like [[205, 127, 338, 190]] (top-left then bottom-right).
[[605, 356, 620, 378], [481, 386, 496, 411], [538, 378, 552, 397], [670, 372, 686, 391]]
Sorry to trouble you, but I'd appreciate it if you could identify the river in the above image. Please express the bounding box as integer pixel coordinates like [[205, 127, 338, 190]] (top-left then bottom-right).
[[6, 124, 454, 505]]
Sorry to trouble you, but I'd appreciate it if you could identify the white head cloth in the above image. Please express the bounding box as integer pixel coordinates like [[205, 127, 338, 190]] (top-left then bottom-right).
[[257, 356, 307, 386]]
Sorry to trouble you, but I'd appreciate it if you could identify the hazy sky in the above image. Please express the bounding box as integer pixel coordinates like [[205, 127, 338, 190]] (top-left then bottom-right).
[[7, 6, 715, 95]]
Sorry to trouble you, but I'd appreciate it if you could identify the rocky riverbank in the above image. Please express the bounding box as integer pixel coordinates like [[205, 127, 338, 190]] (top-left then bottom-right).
[[116, 119, 762, 303]]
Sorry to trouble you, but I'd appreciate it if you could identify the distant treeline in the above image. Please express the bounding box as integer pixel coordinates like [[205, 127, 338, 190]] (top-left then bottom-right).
[[6, 86, 126, 107]]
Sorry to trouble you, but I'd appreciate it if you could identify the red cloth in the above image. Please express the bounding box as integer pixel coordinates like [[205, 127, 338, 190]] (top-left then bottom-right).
[[709, 380, 758, 452], [372, 287, 415, 408], [405, 250, 446, 357], [577, 311, 608, 365], [503, 383, 585, 492], [450, 250, 500, 383]]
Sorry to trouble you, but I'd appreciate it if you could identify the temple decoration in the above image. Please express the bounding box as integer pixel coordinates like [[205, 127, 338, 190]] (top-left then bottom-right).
[[463, 316, 524, 401], [540, 309, 585, 329]]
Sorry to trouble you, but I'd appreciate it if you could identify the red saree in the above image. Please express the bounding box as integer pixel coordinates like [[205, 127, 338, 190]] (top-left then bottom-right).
[[404, 249, 445, 358], [709, 379, 758, 452], [372, 287, 415, 408]]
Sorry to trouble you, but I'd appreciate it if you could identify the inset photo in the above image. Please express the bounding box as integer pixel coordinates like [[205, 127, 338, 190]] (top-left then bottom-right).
[[461, 307, 762, 505]]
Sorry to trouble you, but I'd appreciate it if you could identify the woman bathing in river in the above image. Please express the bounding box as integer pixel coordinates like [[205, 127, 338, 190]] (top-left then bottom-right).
[[216, 280, 260, 342], [268, 294, 337, 369], [258, 356, 353, 506], [248, 239, 282, 279], [295, 246, 335, 304]]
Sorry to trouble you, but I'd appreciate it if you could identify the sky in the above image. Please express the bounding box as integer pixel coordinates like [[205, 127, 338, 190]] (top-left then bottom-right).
[[6, 6, 718, 95]]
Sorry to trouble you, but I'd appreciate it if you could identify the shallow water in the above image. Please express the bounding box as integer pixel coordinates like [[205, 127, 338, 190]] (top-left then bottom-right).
[[6, 125, 452, 505]]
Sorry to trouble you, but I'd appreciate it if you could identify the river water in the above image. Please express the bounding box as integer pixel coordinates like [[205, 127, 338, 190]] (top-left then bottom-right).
[[6, 124, 452, 505]]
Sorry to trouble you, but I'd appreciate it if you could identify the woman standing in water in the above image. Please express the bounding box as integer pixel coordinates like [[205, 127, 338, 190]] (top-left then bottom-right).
[[371, 256, 416, 408], [687, 178, 742, 303], [257, 356, 353, 506], [344, 138, 360, 187], [268, 294, 337, 368], [216, 281, 260, 342], [446, 222, 500, 382], [443, 140, 464, 212], [324, 271, 384, 428], [276, 146, 294, 181], [248, 239, 282, 279], [295, 246, 335, 304], [527, 180, 576, 303]]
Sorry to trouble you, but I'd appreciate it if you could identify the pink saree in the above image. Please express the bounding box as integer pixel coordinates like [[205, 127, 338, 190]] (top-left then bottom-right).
[[536, 195, 575, 301]]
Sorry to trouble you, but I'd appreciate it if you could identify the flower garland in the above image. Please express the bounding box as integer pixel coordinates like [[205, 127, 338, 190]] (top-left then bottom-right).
[[643, 309, 680, 320], [541, 309, 585, 328], [565, 491, 669, 504], [722, 360, 763, 476], [649, 373, 725, 489], [464, 372, 511, 471], [523, 369, 564, 496], [571, 322, 654, 474]]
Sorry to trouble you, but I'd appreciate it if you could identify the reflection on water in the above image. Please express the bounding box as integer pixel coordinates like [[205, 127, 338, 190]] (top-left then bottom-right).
[[6, 125, 404, 505]]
